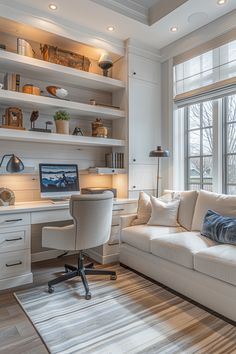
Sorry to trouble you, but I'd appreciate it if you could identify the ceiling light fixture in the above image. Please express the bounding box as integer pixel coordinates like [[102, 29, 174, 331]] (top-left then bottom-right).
[[170, 26, 178, 33], [107, 26, 115, 32], [217, 0, 227, 4], [49, 3, 58, 10]]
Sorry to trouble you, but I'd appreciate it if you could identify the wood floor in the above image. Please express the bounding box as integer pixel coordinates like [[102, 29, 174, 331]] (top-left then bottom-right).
[[0, 255, 82, 354]]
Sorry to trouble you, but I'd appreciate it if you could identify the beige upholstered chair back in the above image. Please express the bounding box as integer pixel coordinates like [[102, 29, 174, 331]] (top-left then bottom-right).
[[69, 192, 113, 251]]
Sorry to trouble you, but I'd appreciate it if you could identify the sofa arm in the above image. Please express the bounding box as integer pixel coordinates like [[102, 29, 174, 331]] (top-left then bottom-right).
[[120, 214, 137, 229]]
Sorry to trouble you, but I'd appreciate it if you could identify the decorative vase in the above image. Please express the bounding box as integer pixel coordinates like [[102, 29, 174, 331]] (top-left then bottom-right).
[[55, 120, 69, 134]]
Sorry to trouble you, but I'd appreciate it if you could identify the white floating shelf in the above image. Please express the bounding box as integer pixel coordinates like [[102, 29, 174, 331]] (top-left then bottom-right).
[[87, 167, 126, 174], [0, 51, 125, 92], [0, 90, 125, 120], [0, 128, 125, 147]]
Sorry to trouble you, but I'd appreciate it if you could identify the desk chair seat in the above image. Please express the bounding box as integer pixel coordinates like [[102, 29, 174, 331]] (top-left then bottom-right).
[[42, 192, 116, 299]]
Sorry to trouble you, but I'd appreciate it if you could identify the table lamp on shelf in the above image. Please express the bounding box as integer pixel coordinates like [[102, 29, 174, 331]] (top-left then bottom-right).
[[149, 146, 169, 197], [0, 154, 24, 173]]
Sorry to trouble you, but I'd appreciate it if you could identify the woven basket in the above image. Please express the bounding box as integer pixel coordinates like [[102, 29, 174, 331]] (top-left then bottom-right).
[[40, 44, 91, 72]]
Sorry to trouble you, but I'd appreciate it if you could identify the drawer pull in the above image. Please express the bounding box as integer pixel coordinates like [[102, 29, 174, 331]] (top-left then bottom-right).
[[5, 218, 23, 223], [113, 208, 124, 212], [5, 237, 23, 242], [112, 224, 120, 227], [6, 261, 22, 267]]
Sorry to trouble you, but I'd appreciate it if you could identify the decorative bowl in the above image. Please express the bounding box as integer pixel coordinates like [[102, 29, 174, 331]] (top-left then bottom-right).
[[46, 86, 68, 99]]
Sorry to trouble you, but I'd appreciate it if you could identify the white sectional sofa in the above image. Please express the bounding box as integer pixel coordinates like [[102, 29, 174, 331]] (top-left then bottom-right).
[[120, 190, 236, 322]]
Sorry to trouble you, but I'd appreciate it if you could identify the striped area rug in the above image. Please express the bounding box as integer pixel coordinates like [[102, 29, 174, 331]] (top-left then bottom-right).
[[15, 265, 236, 354]]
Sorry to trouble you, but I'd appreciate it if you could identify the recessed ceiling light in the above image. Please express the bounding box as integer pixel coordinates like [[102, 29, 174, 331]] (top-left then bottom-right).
[[217, 0, 227, 5], [107, 26, 115, 32], [170, 26, 178, 33], [49, 3, 58, 10]]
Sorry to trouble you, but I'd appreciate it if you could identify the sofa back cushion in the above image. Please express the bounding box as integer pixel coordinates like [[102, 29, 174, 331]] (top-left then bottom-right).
[[164, 190, 198, 230], [192, 190, 236, 231]]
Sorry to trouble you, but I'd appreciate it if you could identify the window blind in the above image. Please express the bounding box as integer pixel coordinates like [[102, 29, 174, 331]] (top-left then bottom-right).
[[174, 38, 236, 107]]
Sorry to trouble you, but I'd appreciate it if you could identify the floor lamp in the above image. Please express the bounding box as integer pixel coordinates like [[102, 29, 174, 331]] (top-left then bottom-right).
[[149, 146, 169, 197]]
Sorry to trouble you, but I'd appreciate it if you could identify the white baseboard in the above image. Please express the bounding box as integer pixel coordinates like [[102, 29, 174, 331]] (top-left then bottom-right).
[[86, 249, 119, 264], [31, 250, 78, 262], [0, 272, 33, 290]]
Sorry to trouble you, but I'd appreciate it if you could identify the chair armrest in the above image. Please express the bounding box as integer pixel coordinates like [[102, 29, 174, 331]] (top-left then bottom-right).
[[120, 214, 137, 229]]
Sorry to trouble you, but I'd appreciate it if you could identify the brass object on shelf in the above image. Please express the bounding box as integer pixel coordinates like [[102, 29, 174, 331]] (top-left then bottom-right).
[[40, 44, 91, 72], [22, 84, 40, 96], [1, 107, 25, 130], [91, 118, 108, 138]]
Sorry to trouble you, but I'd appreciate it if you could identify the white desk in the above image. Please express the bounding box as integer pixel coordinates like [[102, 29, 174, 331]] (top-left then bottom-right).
[[0, 199, 137, 290]]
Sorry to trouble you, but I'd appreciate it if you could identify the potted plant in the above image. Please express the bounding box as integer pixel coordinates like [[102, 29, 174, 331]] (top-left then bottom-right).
[[54, 110, 70, 134]]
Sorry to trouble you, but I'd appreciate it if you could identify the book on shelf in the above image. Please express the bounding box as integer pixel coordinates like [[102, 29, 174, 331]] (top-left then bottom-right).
[[4, 73, 20, 91], [105, 152, 124, 168]]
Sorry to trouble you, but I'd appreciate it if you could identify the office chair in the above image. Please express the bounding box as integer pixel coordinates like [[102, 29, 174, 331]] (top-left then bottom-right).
[[42, 192, 116, 299]]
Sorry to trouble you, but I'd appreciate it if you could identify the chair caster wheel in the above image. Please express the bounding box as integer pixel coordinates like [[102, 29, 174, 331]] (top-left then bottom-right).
[[85, 292, 91, 300], [48, 286, 54, 294], [111, 274, 117, 280]]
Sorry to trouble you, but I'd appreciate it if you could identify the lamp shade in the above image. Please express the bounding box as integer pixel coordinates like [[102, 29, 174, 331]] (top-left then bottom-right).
[[0, 154, 24, 173], [149, 146, 169, 158]]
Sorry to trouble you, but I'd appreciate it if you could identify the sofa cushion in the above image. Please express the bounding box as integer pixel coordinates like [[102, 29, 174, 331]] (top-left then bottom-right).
[[192, 190, 236, 231], [201, 209, 236, 245], [164, 190, 198, 231], [150, 232, 217, 269], [121, 225, 184, 253], [194, 245, 236, 286], [147, 197, 180, 227]]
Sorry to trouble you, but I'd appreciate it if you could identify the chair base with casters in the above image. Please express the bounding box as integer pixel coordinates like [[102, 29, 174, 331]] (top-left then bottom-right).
[[47, 251, 117, 300]]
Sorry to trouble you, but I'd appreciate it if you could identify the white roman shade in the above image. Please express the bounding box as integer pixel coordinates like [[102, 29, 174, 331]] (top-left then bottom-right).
[[174, 36, 236, 107]]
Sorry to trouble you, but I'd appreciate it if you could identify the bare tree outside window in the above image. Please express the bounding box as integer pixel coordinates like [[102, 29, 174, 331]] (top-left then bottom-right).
[[186, 101, 213, 191]]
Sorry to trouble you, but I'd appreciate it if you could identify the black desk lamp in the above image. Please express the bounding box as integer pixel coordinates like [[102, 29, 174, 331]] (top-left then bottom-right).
[[149, 146, 169, 197], [0, 154, 24, 173]]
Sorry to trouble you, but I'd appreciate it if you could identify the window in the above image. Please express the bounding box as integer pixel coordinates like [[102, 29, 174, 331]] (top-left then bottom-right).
[[184, 94, 236, 194], [186, 101, 213, 191], [225, 94, 236, 194]]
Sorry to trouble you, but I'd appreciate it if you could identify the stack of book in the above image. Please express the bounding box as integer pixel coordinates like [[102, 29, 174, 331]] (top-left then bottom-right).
[[105, 152, 124, 168], [4, 73, 20, 91]]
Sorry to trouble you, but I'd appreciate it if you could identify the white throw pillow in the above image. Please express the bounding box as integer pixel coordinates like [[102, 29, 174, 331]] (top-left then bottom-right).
[[164, 190, 198, 230], [192, 190, 236, 231], [131, 191, 152, 225], [147, 196, 180, 227]]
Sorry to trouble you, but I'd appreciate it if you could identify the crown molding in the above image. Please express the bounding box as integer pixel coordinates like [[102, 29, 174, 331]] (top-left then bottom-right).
[[126, 38, 161, 62], [90, 0, 148, 25], [0, 2, 125, 56]]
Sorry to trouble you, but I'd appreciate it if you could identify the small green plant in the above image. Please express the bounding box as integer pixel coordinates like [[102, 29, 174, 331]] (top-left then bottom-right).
[[53, 110, 70, 121]]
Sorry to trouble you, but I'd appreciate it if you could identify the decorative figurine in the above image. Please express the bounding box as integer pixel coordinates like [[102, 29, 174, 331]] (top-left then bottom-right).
[[91, 118, 108, 138], [72, 127, 84, 136], [29, 111, 52, 133]]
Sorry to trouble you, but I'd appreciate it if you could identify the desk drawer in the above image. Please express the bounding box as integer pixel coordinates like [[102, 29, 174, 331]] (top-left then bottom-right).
[[0, 213, 30, 228], [0, 250, 30, 280], [31, 209, 72, 224], [112, 202, 137, 215], [0, 226, 30, 253]]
